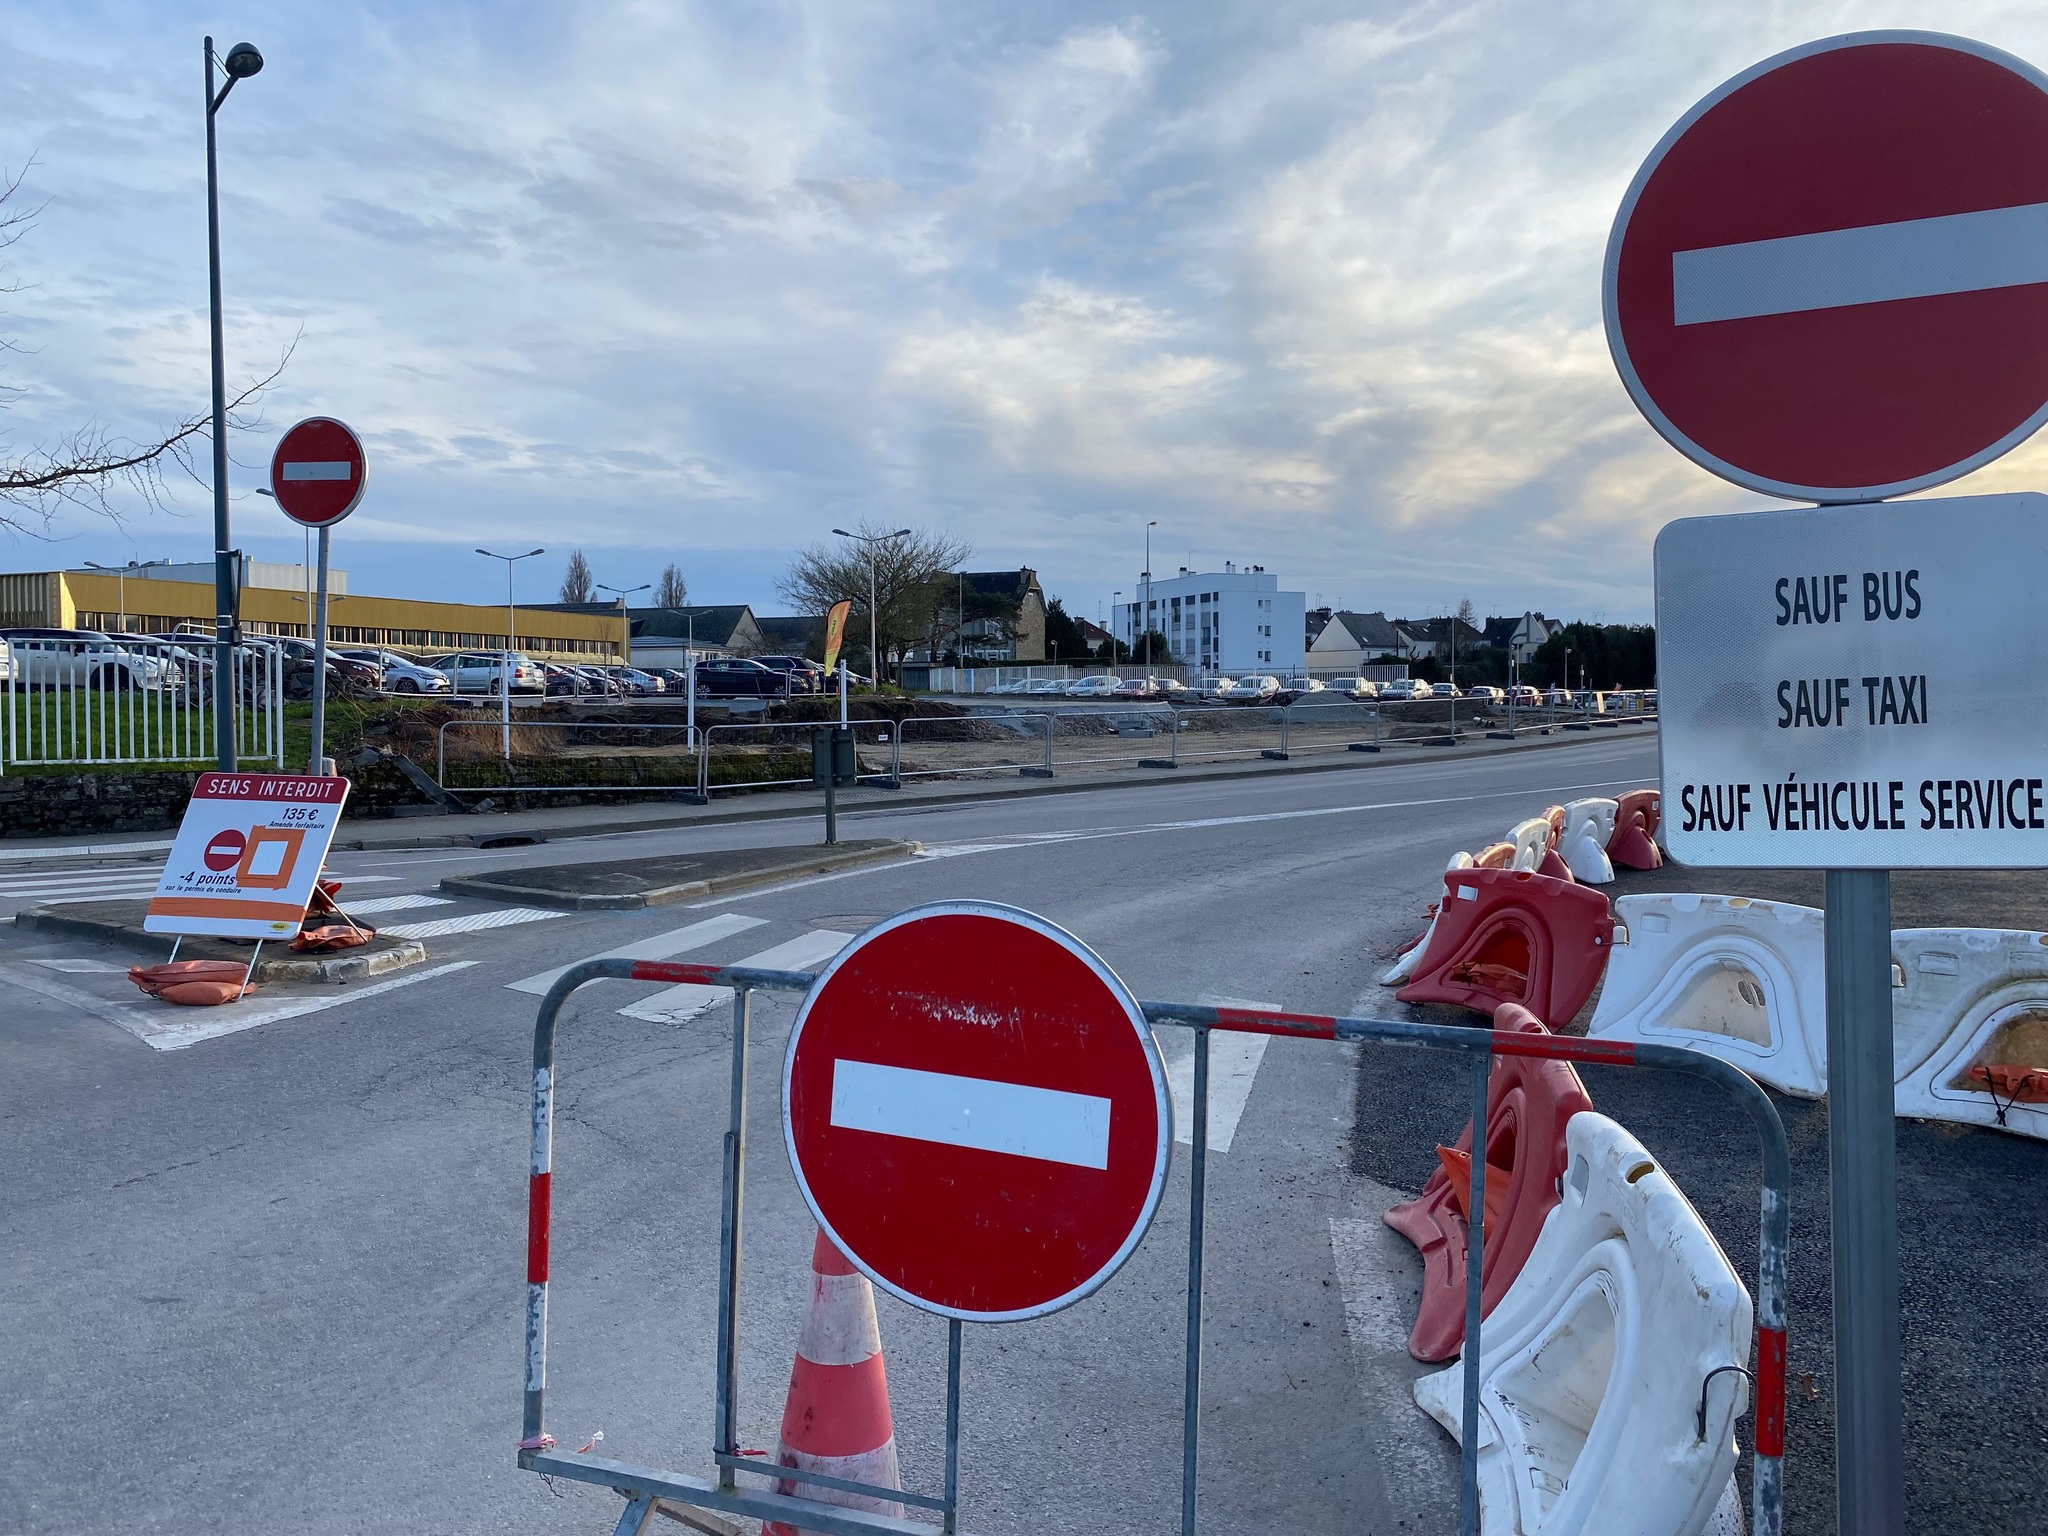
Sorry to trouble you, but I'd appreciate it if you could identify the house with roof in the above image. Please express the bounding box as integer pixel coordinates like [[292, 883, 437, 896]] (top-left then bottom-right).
[[1306, 610, 1406, 673], [755, 614, 824, 658], [1393, 615, 1488, 664], [621, 604, 766, 667], [907, 568, 1048, 663], [1483, 611, 1561, 665]]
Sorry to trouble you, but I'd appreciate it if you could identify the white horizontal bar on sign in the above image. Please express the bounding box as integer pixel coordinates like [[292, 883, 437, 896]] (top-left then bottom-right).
[[1673, 202, 2048, 325], [281, 461, 355, 480], [830, 1059, 1113, 1170]]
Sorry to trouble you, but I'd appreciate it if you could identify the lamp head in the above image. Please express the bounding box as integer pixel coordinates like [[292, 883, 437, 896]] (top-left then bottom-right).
[[832, 528, 853, 538], [892, 528, 913, 538], [222, 42, 264, 79]]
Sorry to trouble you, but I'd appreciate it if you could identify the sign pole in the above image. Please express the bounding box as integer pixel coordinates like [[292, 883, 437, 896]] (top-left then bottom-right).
[[1823, 869, 1906, 1536], [309, 524, 332, 774]]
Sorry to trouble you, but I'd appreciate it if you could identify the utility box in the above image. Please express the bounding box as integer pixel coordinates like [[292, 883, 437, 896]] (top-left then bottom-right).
[[811, 727, 856, 788]]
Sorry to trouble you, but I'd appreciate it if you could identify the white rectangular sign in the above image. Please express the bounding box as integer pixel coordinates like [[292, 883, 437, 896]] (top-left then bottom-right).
[[146, 772, 350, 938], [1656, 492, 2048, 868]]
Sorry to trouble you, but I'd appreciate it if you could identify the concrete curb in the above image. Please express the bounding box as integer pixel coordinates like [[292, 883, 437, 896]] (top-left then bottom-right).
[[325, 724, 1658, 853], [13, 905, 430, 982], [436, 838, 921, 911]]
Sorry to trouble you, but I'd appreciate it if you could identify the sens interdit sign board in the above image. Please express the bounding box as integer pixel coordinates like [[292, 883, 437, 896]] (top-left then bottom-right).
[[1656, 493, 2048, 868], [145, 773, 350, 938]]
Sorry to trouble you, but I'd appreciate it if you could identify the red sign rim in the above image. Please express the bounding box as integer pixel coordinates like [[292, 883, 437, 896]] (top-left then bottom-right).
[[780, 900, 1171, 1324], [1602, 30, 2048, 503], [268, 417, 368, 528]]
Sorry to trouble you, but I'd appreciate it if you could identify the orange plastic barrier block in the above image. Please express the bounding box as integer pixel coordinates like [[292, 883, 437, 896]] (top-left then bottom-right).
[[1384, 1003, 1593, 1361], [1396, 867, 1617, 1024]]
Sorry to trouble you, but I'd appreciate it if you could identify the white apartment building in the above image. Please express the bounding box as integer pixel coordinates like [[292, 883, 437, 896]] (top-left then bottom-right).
[[1112, 563, 1306, 675]]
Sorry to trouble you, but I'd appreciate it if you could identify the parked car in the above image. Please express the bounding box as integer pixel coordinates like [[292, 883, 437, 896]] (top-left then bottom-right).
[[648, 668, 691, 694], [754, 655, 823, 694], [542, 664, 584, 697], [426, 651, 547, 695], [1199, 676, 1235, 701], [1463, 685, 1506, 705], [1335, 677, 1379, 700], [266, 636, 382, 691], [1230, 675, 1282, 704], [599, 665, 665, 697], [693, 657, 789, 697], [573, 665, 623, 697], [1429, 682, 1461, 700], [1543, 687, 1573, 706], [0, 628, 180, 691], [1152, 677, 1190, 700], [1066, 674, 1121, 698], [1377, 678, 1427, 701], [984, 678, 1027, 695], [1508, 684, 1542, 705], [339, 648, 450, 694], [1111, 676, 1157, 699], [1021, 678, 1064, 696]]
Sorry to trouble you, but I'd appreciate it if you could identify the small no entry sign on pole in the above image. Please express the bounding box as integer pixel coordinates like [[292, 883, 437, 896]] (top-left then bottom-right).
[[782, 902, 1170, 1322], [268, 417, 367, 528], [1605, 32, 2048, 502]]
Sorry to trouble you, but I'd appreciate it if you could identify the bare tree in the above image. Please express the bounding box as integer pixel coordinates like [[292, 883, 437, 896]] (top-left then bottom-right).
[[559, 549, 594, 603], [0, 165, 290, 532], [777, 520, 972, 680], [654, 563, 688, 608]]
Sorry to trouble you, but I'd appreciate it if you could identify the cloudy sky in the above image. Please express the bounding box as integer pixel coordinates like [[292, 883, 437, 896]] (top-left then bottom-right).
[[5, 0, 2048, 625]]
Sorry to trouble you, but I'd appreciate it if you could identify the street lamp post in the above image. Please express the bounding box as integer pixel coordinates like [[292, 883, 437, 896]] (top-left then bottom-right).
[[477, 547, 545, 759], [832, 527, 912, 689], [204, 35, 264, 771], [85, 560, 170, 633], [1142, 521, 1158, 678], [596, 582, 649, 683], [1112, 591, 1122, 663]]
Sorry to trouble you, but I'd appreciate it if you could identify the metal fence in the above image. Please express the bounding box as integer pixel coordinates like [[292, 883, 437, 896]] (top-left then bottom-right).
[[1, 636, 284, 771], [516, 948, 1788, 1536]]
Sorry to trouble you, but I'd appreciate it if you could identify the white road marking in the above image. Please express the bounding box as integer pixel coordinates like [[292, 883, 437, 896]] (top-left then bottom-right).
[[0, 960, 480, 1051], [30, 958, 130, 974], [0, 872, 166, 898], [378, 907, 564, 939], [829, 1059, 1112, 1168], [1155, 994, 1273, 1154], [1674, 202, 2048, 325], [619, 929, 851, 1022], [507, 912, 768, 996], [333, 893, 454, 915], [0, 838, 174, 863], [1329, 1203, 1459, 1520]]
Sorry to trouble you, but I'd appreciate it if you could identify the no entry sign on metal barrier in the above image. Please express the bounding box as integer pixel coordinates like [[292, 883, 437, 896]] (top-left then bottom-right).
[[782, 901, 1171, 1322]]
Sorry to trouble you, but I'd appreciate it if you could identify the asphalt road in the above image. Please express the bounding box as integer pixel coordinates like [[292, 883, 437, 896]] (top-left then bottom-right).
[[3, 733, 2037, 1534]]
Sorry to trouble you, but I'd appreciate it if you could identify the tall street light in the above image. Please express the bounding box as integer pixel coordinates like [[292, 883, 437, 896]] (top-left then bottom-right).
[[832, 527, 912, 688], [205, 36, 264, 770], [85, 559, 170, 633], [1142, 520, 1158, 677], [477, 547, 544, 759], [597, 581, 649, 679], [1112, 591, 1122, 661]]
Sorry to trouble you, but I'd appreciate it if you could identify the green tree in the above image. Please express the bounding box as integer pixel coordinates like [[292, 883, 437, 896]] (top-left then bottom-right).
[[1528, 622, 1657, 689], [653, 563, 688, 608], [1043, 597, 1089, 664], [777, 521, 973, 682], [559, 549, 594, 603]]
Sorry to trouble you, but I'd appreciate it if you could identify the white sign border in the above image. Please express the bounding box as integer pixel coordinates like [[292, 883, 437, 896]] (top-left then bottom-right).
[[1602, 29, 2048, 504], [780, 898, 1172, 1324]]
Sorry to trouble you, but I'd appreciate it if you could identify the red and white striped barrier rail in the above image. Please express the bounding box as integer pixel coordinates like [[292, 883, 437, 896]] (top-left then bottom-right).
[[515, 952, 1791, 1536]]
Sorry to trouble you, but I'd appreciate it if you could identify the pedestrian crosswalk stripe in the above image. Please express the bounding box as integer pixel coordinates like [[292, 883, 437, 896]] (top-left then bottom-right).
[[30, 958, 129, 974], [507, 911, 768, 996], [1157, 993, 1275, 1155], [618, 929, 851, 1023], [338, 893, 455, 915], [379, 907, 564, 939], [0, 872, 165, 898]]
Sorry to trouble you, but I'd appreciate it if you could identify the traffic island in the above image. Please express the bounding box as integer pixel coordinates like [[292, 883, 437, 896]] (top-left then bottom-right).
[[437, 838, 920, 911], [13, 901, 429, 982]]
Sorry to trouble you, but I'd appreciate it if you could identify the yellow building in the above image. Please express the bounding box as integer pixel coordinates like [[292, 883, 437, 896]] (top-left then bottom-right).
[[0, 565, 629, 663]]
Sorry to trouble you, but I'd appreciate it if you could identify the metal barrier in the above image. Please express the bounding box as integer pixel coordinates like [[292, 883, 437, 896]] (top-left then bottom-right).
[[517, 955, 1789, 1536], [887, 712, 1056, 783], [2, 636, 284, 770]]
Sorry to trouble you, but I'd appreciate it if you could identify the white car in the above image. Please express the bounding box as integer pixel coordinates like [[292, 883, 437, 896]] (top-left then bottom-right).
[[1429, 682, 1461, 699], [1021, 678, 1064, 695], [1463, 685, 1506, 704], [0, 629, 181, 691], [1065, 675, 1121, 698], [426, 650, 547, 695], [343, 649, 452, 694], [1377, 678, 1427, 701], [1338, 677, 1380, 700]]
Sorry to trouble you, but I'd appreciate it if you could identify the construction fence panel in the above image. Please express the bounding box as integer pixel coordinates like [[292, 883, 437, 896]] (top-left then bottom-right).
[[2, 636, 284, 771]]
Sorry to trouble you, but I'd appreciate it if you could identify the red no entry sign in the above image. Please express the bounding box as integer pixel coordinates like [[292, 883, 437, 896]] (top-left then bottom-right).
[[268, 417, 368, 527], [1606, 32, 2048, 501], [782, 902, 1170, 1322]]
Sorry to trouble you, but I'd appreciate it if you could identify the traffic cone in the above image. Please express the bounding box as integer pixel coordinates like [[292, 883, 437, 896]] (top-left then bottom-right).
[[761, 1230, 903, 1536]]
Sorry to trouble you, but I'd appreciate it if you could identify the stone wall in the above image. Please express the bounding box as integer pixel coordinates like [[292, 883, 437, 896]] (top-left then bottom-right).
[[0, 769, 203, 839]]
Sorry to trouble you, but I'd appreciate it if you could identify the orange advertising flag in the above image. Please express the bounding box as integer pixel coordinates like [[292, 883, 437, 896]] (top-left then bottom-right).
[[824, 599, 852, 674]]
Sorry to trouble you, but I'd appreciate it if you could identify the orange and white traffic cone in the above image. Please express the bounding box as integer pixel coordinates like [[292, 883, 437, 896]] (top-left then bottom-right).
[[761, 1230, 903, 1536]]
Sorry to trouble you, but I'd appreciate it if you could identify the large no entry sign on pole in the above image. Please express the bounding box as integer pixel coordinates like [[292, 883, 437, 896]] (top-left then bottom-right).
[[268, 417, 367, 528], [1606, 32, 2048, 502], [782, 902, 1170, 1322]]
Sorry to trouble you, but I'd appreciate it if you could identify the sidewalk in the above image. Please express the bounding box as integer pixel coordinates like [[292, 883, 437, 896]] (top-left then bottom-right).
[[0, 721, 1656, 863]]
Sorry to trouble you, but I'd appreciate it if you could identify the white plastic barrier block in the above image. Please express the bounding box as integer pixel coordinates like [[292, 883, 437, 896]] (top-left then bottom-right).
[[1588, 894, 1826, 1098], [1892, 927, 2048, 1141], [1560, 799, 1618, 884], [1415, 1113, 1752, 1536], [1506, 816, 1552, 873]]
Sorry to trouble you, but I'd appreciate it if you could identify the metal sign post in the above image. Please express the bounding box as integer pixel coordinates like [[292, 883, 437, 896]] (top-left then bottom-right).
[[1608, 33, 2048, 1533]]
